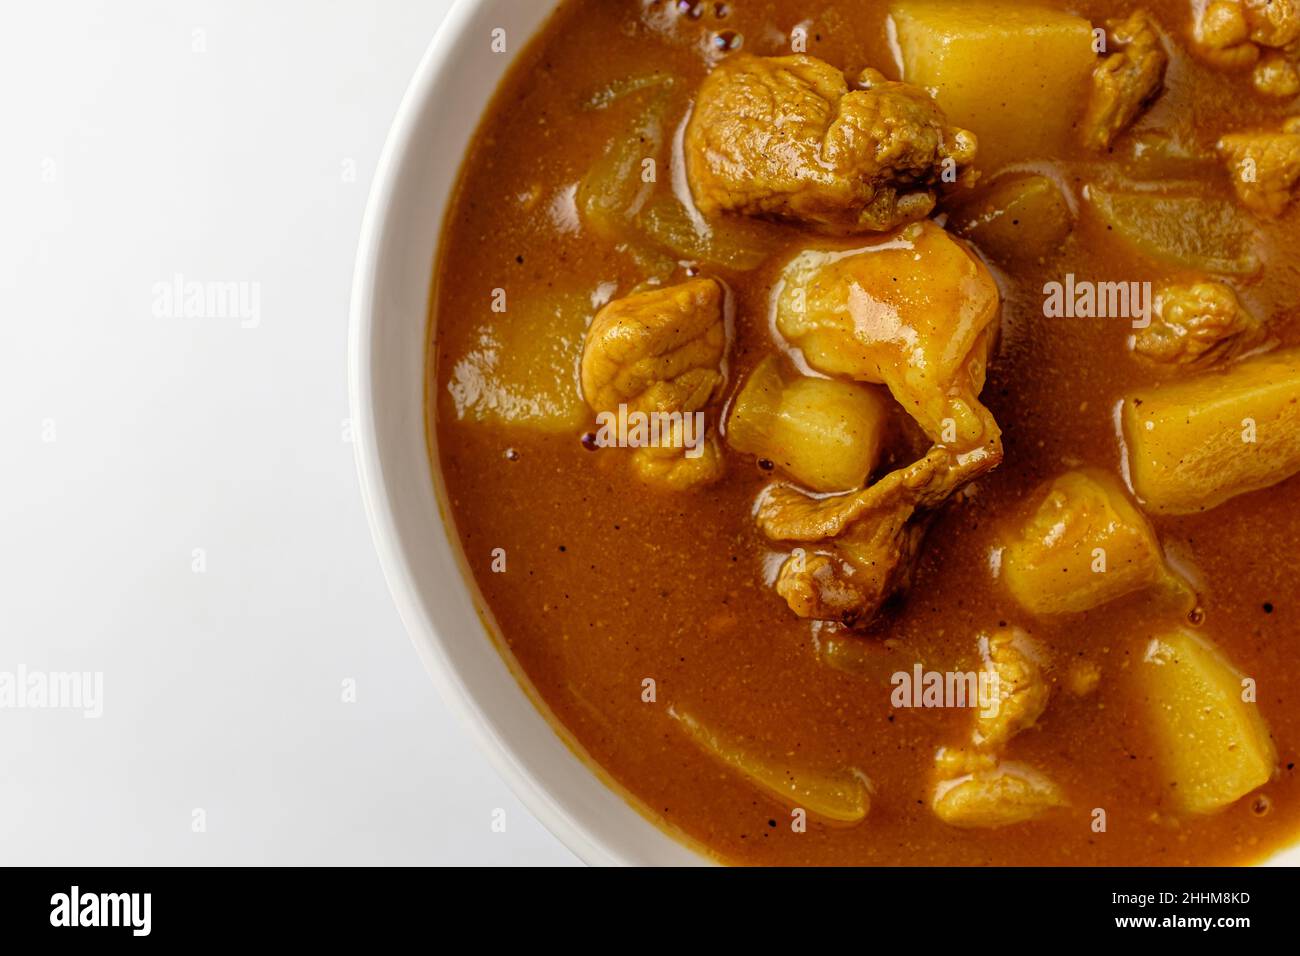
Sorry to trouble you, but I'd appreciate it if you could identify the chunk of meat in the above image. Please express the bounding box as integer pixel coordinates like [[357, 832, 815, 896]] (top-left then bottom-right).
[[758, 447, 972, 626], [974, 628, 1051, 750], [581, 278, 726, 412], [580, 278, 728, 488], [1217, 118, 1300, 217], [774, 220, 1002, 446], [1192, 0, 1261, 69], [1136, 280, 1266, 367], [931, 748, 1065, 828], [1243, 0, 1300, 47], [631, 431, 726, 491], [1253, 51, 1300, 96], [1192, 0, 1300, 74], [1082, 10, 1168, 150], [928, 628, 1059, 827], [759, 441, 1000, 627], [685, 54, 977, 233], [760, 222, 1003, 626]]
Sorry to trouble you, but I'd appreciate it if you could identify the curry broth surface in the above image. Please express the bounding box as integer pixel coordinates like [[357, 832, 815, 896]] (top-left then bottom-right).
[[431, 0, 1300, 864]]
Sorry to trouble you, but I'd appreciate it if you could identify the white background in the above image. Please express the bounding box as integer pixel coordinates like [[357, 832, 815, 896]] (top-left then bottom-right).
[[0, 0, 577, 865]]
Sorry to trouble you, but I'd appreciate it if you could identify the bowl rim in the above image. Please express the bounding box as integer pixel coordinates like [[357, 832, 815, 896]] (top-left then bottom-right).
[[347, 0, 650, 867], [350, 0, 1299, 870]]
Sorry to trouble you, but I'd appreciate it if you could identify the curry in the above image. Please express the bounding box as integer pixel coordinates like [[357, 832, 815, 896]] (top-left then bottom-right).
[[429, 0, 1300, 865]]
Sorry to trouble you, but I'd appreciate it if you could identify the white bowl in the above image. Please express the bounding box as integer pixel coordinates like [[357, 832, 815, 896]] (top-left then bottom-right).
[[351, 0, 1298, 868], [348, 0, 705, 866]]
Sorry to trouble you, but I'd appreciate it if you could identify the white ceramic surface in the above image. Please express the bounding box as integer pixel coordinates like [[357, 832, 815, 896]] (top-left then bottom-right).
[[349, 0, 706, 866], [351, 0, 1299, 868]]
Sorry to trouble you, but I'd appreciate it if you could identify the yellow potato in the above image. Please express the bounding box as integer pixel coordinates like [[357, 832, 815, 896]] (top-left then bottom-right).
[[446, 289, 591, 432], [727, 356, 890, 493], [1140, 630, 1276, 814], [1001, 469, 1177, 615], [890, 1, 1097, 170], [670, 707, 870, 824], [1123, 348, 1300, 514]]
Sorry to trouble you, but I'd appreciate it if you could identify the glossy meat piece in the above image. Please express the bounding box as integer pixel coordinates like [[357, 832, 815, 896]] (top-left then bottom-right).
[[1218, 118, 1300, 217], [580, 278, 728, 489], [1136, 280, 1266, 367], [931, 749, 1065, 828], [685, 54, 976, 232], [758, 222, 1004, 626], [1081, 10, 1168, 150], [774, 221, 1001, 446], [974, 628, 1051, 750]]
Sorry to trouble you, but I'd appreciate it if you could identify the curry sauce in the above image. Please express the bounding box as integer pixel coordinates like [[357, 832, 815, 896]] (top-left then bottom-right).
[[430, 0, 1300, 865]]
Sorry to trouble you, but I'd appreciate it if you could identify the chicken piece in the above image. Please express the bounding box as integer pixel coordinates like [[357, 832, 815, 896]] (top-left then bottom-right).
[[581, 278, 728, 489], [759, 443, 998, 626], [758, 452, 943, 627], [1136, 280, 1266, 367], [1218, 118, 1300, 218], [685, 54, 977, 233], [1193, 0, 1300, 74], [581, 278, 726, 412], [974, 628, 1050, 750], [631, 431, 726, 491], [1192, 0, 1261, 70], [931, 748, 1065, 828], [761, 221, 1003, 626], [774, 220, 1002, 448], [1242, 0, 1300, 47], [1253, 51, 1300, 96], [1082, 11, 1168, 151]]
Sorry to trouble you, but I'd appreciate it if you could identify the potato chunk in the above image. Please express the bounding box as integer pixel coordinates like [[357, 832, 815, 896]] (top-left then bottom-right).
[[1140, 630, 1276, 814], [890, 1, 1097, 169], [670, 707, 870, 824], [1001, 469, 1178, 615], [727, 356, 890, 493], [447, 288, 591, 432], [1123, 348, 1300, 514]]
